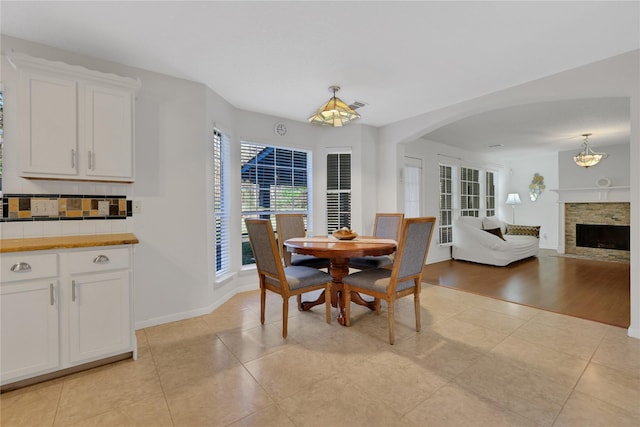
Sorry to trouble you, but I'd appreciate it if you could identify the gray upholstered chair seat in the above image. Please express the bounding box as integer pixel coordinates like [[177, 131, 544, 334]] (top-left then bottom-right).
[[347, 255, 393, 270], [342, 268, 414, 293], [291, 253, 331, 269], [348, 213, 403, 270], [276, 214, 330, 270], [266, 266, 333, 290]]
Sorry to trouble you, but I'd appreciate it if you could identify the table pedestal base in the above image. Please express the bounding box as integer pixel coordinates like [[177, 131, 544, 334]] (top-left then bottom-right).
[[298, 257, 376, 325]]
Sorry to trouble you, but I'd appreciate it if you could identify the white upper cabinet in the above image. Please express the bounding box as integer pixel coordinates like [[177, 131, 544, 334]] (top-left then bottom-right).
[[85, 83, 134, 179], [9, 53, 141, 182]]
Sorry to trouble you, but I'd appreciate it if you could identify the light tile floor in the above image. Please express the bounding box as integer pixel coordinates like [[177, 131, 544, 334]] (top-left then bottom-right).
[[2, 284, 639, 426]]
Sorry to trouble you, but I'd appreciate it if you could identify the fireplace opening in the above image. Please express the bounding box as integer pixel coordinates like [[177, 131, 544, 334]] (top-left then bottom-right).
[[576, 224, 630, 251]]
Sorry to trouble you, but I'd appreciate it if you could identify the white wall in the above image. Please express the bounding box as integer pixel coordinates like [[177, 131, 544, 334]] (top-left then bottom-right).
[[504, 153, 559, 250]]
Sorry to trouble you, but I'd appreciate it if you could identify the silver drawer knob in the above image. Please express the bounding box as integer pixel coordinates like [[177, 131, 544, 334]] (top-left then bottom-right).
[[93, 255, 110, 264], [10, 262, 32, 273]]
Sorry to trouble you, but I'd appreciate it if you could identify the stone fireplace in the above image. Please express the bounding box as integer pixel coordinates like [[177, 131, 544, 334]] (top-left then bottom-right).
[[565, 202, 630, 262], [553, 185, 630, 262]]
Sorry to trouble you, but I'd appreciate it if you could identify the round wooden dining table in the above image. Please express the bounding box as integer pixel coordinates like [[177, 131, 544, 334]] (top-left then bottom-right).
[[284, 236, 396, 325]]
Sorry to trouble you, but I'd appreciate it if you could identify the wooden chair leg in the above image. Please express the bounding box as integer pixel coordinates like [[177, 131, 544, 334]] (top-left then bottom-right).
[[388, 301, 395, 345], [282, 296, 289, 338], [374, 298, 381, 314], [414, 289, 421, 332], [344, 287, 351, 326], [297, 294, 303, 311], [325, 284, 332, 324], [260, 287, 266, 325]]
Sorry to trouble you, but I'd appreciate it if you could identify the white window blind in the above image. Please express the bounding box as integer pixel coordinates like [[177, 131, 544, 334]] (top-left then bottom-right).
[[485, 171, 496, 217], [326, 152, 351, 233], [213, 129, 230, 274], [460, 167, 480, 217], [241, 142, 310, 265], [439, 164, 453, 245]]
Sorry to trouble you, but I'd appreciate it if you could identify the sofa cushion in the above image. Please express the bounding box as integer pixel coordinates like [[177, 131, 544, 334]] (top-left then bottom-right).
[[484, 227, 506, 240], [506, 224, 541, 238], [482, 216, 503, 231]]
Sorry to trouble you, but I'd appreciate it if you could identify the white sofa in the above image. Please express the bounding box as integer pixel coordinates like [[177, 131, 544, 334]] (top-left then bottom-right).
[[452, 216, 540, 266]]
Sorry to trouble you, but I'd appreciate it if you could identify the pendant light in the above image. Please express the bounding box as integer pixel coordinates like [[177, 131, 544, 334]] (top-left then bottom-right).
[[574, 133, 608, 168], [308, 86, 360, 127]]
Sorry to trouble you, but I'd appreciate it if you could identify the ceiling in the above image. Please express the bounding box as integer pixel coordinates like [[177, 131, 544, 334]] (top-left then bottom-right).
[[1, 1, 638, 157]]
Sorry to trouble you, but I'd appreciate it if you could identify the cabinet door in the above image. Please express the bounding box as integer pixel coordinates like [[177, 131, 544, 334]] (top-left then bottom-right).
[[0, 280, 60, 384], [19, 71, 79, 177], [84, 84, 134, 180], [68, 271, 131, 365]]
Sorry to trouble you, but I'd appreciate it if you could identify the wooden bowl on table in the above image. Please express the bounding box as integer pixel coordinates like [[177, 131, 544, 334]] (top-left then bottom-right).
[[332, 229, 358, 240]]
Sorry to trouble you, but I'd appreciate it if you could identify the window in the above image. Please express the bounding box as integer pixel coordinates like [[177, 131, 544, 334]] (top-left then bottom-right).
[[439, 164, 453, 245], [485, 171, 496, 217], [404, 157, 421, 217], [326, 152, 351, 232], [241, 142, 310, 265], [460, 167, 480, 217], [213, 129, 230, 274]]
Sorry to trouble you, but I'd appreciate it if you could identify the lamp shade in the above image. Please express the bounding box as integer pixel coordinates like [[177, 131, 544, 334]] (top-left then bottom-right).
[[308, 86, 360, 127], [505, 193, 521, 205]]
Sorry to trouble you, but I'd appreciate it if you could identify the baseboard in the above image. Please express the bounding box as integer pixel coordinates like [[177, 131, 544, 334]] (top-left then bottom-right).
[[134, 281, 258, 330], [628, 326, 640, 339]]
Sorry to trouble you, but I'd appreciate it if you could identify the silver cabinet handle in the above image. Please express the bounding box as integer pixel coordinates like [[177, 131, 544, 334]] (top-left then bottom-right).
[[71, 149, 76, 168], [50, 283, 55, 306], [10, 262, 32, 273], [88, 151, 93, 170], [72, 280, 76, 302], [93, 255, 110, 264]]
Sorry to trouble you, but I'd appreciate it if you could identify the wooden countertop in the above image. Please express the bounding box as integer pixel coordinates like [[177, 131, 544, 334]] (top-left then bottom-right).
[[0, 233, 139, 253]]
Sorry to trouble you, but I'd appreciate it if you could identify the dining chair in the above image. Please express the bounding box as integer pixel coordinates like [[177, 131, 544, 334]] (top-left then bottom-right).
[[342, 216, 436, 344], [245, 219, 332, 338], [275, 214, 331, 269], [348, 213, 404, 270]]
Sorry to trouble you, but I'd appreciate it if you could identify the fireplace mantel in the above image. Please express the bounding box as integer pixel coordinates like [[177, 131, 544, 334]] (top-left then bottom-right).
[[550, 186, 630, 203]]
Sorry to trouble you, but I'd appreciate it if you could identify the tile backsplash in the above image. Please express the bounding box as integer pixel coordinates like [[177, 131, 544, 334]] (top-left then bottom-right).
[[2, 194, 132, 222], [1, 194, 134, 240]]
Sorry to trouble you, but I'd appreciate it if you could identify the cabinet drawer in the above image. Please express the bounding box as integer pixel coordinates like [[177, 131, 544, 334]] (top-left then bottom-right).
[[1, 254, 59, 283], [69, 248, 129, 274]]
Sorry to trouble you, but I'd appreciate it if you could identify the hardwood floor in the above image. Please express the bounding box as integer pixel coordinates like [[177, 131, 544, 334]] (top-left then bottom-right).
[[422, 249, 630, 328]]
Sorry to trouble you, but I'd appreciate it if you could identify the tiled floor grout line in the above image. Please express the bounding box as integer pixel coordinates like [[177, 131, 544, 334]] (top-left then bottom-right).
[[144, 330, 178, 427]]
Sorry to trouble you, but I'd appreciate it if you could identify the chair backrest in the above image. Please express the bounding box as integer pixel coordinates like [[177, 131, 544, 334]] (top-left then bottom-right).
[[275, 214, 307, 266], [373, 213, 404, 241], [245, 219, 288, 290], [390, 217, 436, 285]]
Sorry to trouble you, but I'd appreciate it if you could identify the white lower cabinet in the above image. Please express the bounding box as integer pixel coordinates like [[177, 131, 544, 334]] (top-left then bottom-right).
[[68, 271, 130, 364], [0, 279, 60, 381], [0, 246, 135, 387]]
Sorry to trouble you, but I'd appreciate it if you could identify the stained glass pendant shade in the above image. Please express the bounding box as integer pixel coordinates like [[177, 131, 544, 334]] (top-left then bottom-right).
[[308, 86, 360, 127]]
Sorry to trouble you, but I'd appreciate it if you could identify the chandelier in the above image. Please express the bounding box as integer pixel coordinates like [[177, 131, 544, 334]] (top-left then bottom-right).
[[573, 133, 608, 168], [308, 86, 360, 127]]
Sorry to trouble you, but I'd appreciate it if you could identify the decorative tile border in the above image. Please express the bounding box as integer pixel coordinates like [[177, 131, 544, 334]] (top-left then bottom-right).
[[1, 194, 132, 222]]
